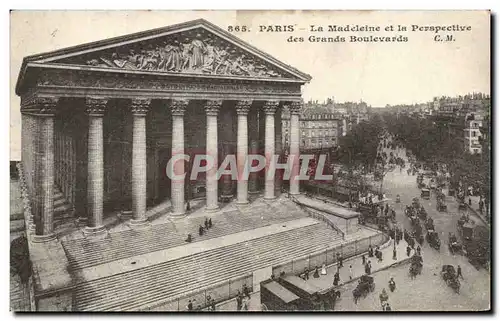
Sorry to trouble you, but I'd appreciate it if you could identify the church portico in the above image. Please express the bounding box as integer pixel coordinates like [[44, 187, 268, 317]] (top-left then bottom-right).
[[16, 19, 314, 310]]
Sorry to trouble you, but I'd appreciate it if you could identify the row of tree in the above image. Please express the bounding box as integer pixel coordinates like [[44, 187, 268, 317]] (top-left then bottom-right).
[[382, 113, 490, 205]]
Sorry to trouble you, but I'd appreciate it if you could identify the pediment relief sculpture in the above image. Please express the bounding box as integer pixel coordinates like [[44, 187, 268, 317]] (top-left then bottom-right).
[[70, 31, 287, 78]]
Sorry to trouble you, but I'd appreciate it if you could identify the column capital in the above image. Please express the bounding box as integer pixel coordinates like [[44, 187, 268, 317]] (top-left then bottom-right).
[[21, 96, 59, 115], [131, 98, 151, 116], [204, 100, 223, 116], [85, 97, 108, 116], [263, 100, 279, 115], [170, 99, 188, 116], [235, 100, 252, 115], [289, 100, 304, 115]]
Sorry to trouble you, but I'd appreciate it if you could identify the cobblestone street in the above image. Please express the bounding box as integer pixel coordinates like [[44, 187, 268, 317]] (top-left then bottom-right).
[[332, 146, 491, 311]]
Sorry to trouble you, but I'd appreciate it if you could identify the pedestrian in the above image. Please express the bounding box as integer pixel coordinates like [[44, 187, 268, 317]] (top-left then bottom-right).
[[349, 265, 353, 280], [186, 201, 191, 211], [243, 284, 250, 299], [368, 245, 374, 257], [241, 297, 249, 311], [236, 293, 242, 311], [208, 218, 213, 228], [367, 261, 372, 274], [303, 267, 310, 280], [417, 246, 421, 256], [457, 265, 463, 279], [199, 225, 204, 236], [469, 198, 472, 206], [321, 263, 327, 275], [187, 300, 193, 311], [204, 217, 209, 229], [362, 254, 366, 265], [210, 298, 216, 311], [333, 271, 340, 286], [339, 254, 344, 268], [385, 303, 392, 311], [313, 266, 320, 278], [185, 234, 192, 243]]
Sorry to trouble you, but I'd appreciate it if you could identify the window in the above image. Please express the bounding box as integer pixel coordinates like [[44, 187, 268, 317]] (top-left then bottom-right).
[[473, 131, 476, 137]]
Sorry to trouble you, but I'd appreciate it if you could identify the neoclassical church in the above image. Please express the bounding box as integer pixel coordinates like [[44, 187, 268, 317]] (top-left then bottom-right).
[[17, 18, 310, 241], [16, 19, 376, 312]]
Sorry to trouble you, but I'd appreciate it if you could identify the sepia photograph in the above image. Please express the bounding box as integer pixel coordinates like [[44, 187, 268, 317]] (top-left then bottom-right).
[[9, 10, 491, 312]]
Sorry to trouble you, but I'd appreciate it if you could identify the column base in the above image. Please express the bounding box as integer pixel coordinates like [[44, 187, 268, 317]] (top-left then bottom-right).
[[32, 233, 57, 243], [117, 210, 133, 221], [205, 205, 220, 213], [248, 190, 260, 195], [170, 211, 187, 219], [128, 218, 150, 229], [82, 225, 108, 238], [264, 195, 277, 200], [236, 199, 249, 205], [75, 217, 88, 227]]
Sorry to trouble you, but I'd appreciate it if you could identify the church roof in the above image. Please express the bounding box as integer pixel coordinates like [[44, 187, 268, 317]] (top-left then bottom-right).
[[16, 19, 312, 95]]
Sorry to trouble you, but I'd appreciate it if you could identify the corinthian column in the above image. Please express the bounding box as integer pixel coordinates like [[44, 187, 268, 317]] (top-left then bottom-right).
[[275, 105, 283, 193], [205, 100, 222, 212], [130, 98, 150, 226], [289, 101, 302, 195], [248, 105, 259, 194], [32, 97, 58, 242], [170, 99, 188, 216], [84, 97, 108, 237], [263, 101, 279, 200], [235, 100, 252, 204]]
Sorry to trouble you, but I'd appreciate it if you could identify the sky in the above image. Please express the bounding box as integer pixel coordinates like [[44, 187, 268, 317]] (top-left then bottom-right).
[[9, 10, 490, 159]]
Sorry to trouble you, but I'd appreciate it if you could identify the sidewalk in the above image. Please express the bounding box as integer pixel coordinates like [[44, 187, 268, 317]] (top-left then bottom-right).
[[300, 238, 411, 293], [463, 195, 490, 226]]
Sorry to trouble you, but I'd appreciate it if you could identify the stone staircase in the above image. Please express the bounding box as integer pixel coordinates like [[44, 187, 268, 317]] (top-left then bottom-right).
[[53, 188, 74, 229], [73, 223, 343, 311], [62, 203, 307, 270]]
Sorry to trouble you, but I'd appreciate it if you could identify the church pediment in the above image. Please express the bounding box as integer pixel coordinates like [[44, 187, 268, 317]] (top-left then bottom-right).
[[21, 19, 311, 82]]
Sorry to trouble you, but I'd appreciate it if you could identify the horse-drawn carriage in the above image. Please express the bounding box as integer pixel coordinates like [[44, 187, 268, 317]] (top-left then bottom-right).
[[441, 265, 460, 294], [405, 205, 414, 217], [410, 215, 419, 227], [417, 175, 424, 188], [436, 199, 447, 212], [424, 217, 434, 230], [418, 206, 427, 220], [448, 233, 463, 255], [353, 275, 375, 304], [412, 197, 420, 209], [420, 188, 431, 200], [409, 254, 423, 279], [460, 222, 475, 241], [426, 229, 441, 250]]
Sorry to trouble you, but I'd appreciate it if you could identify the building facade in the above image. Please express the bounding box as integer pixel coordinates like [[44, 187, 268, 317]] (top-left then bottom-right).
[[282, 105, 343, 151], [464, 117, 483, 154], [16, 19, 311, 309]]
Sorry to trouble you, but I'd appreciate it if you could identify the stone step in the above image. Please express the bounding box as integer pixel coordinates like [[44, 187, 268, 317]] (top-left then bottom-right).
[[10, 219, 25, 233], [10, 212, 24, 221], [54, 203, 72, 213], [74, 224, 340, 311], [91, 230, 338, 312], [63, 209, 307, 270], [54, 197, 68, 207]]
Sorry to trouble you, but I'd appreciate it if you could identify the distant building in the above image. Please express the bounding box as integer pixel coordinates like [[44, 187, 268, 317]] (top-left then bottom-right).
[[282, 105, 344, 151], [464, 114, 484, 154]]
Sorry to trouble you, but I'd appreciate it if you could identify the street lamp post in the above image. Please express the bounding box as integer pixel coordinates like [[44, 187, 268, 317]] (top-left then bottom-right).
[[393, 228, 397, 260]]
